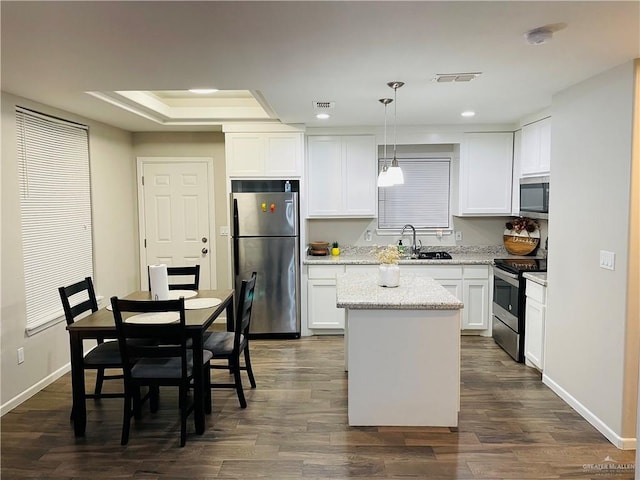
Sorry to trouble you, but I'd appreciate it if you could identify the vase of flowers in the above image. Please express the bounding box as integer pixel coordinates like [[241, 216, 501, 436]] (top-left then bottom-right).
[[375, 245, 401, 287], [503, 217, 540, 255]]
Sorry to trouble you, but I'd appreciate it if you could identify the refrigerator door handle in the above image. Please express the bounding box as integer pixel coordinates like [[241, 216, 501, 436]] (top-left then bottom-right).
[[232, 198, 239, 237], [233, 198, 240, 273]]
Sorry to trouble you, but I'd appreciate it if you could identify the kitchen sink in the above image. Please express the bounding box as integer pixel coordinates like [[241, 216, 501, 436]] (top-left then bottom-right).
[[404, 251, 452, 260]]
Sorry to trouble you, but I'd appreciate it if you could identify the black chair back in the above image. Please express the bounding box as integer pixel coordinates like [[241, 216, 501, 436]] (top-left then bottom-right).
[[109, 296, 209, 446], [110, 297, 189, 382], [234, 272, 257, 351], [147, 265, 201, 291], [58, 277, 98, 326]]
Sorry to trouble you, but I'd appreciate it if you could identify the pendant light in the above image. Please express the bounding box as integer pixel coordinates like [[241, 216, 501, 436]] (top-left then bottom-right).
[[377, 98, 394, 187], [386, 81, 405, 185]]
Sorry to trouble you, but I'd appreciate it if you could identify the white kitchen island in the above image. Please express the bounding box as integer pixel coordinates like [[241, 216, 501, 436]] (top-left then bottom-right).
[[336, 272, 464, 427]]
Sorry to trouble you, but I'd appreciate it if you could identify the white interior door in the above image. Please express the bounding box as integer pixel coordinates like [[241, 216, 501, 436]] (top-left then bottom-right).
[[138, 158, 214, 289]]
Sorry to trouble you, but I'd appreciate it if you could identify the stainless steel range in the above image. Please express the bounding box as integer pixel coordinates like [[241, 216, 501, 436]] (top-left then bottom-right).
[[492, 258, 547, 362]]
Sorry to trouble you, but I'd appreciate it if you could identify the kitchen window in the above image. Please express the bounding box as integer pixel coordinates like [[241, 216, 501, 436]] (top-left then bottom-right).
[[17, 107, 93, 334], [377, 158, 451, 230]]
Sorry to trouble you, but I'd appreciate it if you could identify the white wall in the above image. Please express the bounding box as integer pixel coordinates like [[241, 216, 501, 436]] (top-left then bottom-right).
[[1, 92, 138, 411], [544, 60, 638, 448]]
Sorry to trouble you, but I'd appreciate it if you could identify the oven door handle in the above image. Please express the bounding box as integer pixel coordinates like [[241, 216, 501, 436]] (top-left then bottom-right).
[[493, 266, 520, 287]]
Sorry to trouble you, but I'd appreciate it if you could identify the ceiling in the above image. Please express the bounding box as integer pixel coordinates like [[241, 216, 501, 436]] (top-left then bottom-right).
[[2, 1, 639, 133]]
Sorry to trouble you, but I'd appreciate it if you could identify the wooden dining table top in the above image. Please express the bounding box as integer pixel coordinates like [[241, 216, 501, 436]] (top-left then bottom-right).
[[66, 289, 234, 332]]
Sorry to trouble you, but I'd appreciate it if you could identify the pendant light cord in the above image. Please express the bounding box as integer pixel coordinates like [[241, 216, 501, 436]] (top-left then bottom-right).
[[393, 85, 397, 161], [384, 102, 388, 168]]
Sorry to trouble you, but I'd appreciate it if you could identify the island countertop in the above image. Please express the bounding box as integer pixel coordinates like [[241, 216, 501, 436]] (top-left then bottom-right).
[[336, 272, 464, 310]]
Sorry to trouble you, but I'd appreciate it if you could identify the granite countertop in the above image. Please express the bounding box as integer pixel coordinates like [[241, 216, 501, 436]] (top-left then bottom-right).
[[336, 272, 464, 310], [306, 246, 546, 268], [306, 252, 497, 265], [523, 272, 548, 286]]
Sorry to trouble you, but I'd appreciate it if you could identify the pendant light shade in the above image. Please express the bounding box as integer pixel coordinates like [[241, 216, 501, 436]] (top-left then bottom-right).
[[377, 168, 393, 187], [386, 81, 405, 185], [377, 98, 393, 187], [387, 158, 404, 185]]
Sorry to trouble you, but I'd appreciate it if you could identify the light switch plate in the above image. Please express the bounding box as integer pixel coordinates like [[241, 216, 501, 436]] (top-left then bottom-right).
[[599, 250, 615, 270], [220, 226, 230, 236], [365, 230, 372, 242]]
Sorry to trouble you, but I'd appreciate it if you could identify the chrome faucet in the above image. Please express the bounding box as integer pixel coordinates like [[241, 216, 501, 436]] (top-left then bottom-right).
[[401, 224, 421, 257]]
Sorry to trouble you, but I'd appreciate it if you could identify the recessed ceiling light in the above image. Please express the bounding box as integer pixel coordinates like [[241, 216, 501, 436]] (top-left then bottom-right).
[[316, 113, 330, 119], [461, 111, 476, 117], [188, 88, 219, 94]]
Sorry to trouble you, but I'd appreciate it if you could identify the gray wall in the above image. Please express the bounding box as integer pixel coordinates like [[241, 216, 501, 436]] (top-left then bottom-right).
[[1, 92, 138, 410], [545, 60, 638, 445]]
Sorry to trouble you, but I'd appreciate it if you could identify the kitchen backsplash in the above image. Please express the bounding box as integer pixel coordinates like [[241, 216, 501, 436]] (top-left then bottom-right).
[[307, 217, 548, 257], [307, 217, 547, 248]]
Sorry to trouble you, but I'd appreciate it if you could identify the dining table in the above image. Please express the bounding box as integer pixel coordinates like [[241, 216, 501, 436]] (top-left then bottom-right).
[[66, 288, 234, 437]]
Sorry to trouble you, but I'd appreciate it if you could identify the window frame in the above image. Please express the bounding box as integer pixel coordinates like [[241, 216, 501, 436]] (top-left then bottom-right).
[[377, 156, 453, 234], [17, 107, 94, 335]]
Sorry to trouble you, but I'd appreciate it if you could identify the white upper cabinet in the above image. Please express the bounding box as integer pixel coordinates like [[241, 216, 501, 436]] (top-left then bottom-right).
[[520, 117, 551, 176], [307, 135, 377, 217], [225, 132, 303, 177], [457, 132, 514, 215]]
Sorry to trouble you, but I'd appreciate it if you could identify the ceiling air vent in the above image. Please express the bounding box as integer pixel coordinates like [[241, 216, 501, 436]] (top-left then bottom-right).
[[312, 101, 336, 110], [433, 72, 482, 83]]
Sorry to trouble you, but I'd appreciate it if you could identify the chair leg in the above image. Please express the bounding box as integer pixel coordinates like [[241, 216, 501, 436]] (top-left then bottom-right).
[[243, 347, 256, 389], [204, 365, 212, 415], [232, 359, 247, 408], [179, 386, 188, 447], [121, 395, 132, 446], [94, 368, 105, 396], [149, 385, 160, 413], [133, 387, 143, 420]]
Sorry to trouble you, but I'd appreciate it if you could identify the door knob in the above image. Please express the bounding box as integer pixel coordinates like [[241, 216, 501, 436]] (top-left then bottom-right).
[[202, 248, 208, 255]]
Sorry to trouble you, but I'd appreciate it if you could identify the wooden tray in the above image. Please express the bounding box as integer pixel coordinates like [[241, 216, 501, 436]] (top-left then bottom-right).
[[503, 231, 539, 255]]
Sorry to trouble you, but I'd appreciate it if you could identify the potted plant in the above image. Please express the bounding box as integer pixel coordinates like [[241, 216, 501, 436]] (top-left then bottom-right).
[[503, 217, 540, 255], [331, 241, 340, 256], [375, 245, 401, 287]]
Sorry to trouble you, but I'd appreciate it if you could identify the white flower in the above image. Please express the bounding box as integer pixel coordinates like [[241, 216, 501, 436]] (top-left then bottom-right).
[[374, 245, 401, 264]]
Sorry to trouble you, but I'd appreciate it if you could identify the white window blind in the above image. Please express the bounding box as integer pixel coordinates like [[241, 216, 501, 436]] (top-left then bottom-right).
[[378, 158, 451, 229], [17, 108, 93, 333]]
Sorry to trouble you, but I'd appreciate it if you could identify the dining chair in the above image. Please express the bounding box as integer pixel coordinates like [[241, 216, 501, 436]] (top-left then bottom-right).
[[110, 296, 212, 447], [203, 272, 257, 408], [59, 277, 124, 417], [147, 265, 201, 291]]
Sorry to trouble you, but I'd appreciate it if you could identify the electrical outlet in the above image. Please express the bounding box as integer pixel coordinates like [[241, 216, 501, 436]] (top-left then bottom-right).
[[17, 347, 24, 364], [455, 231, 463, 241], [599, 250, 615, 270], [365, 230, 372, 242]]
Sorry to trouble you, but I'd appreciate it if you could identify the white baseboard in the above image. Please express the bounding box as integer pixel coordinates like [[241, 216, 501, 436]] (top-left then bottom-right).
[[1, 363, 71, 416], [543, 373, 636, 450]]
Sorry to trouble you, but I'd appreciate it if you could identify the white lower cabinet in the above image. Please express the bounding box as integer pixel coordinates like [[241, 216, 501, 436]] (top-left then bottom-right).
[[307, 265, 346, 329], [461, 265, 489, 330], [409, 265, 489, 331], [306, 263, 490, 333], [525, 279, 546, 370]]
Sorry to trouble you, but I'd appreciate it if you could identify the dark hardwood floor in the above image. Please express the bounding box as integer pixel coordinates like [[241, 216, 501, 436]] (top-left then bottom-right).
[[1, 336, 635, 479]]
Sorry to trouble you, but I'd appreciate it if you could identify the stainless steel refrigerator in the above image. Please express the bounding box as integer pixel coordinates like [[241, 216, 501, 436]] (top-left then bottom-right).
[[231, 192, 300, 337]]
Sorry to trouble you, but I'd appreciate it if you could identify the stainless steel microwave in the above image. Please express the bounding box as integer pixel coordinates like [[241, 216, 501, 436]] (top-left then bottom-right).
[[519, 176, 549, 219]]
